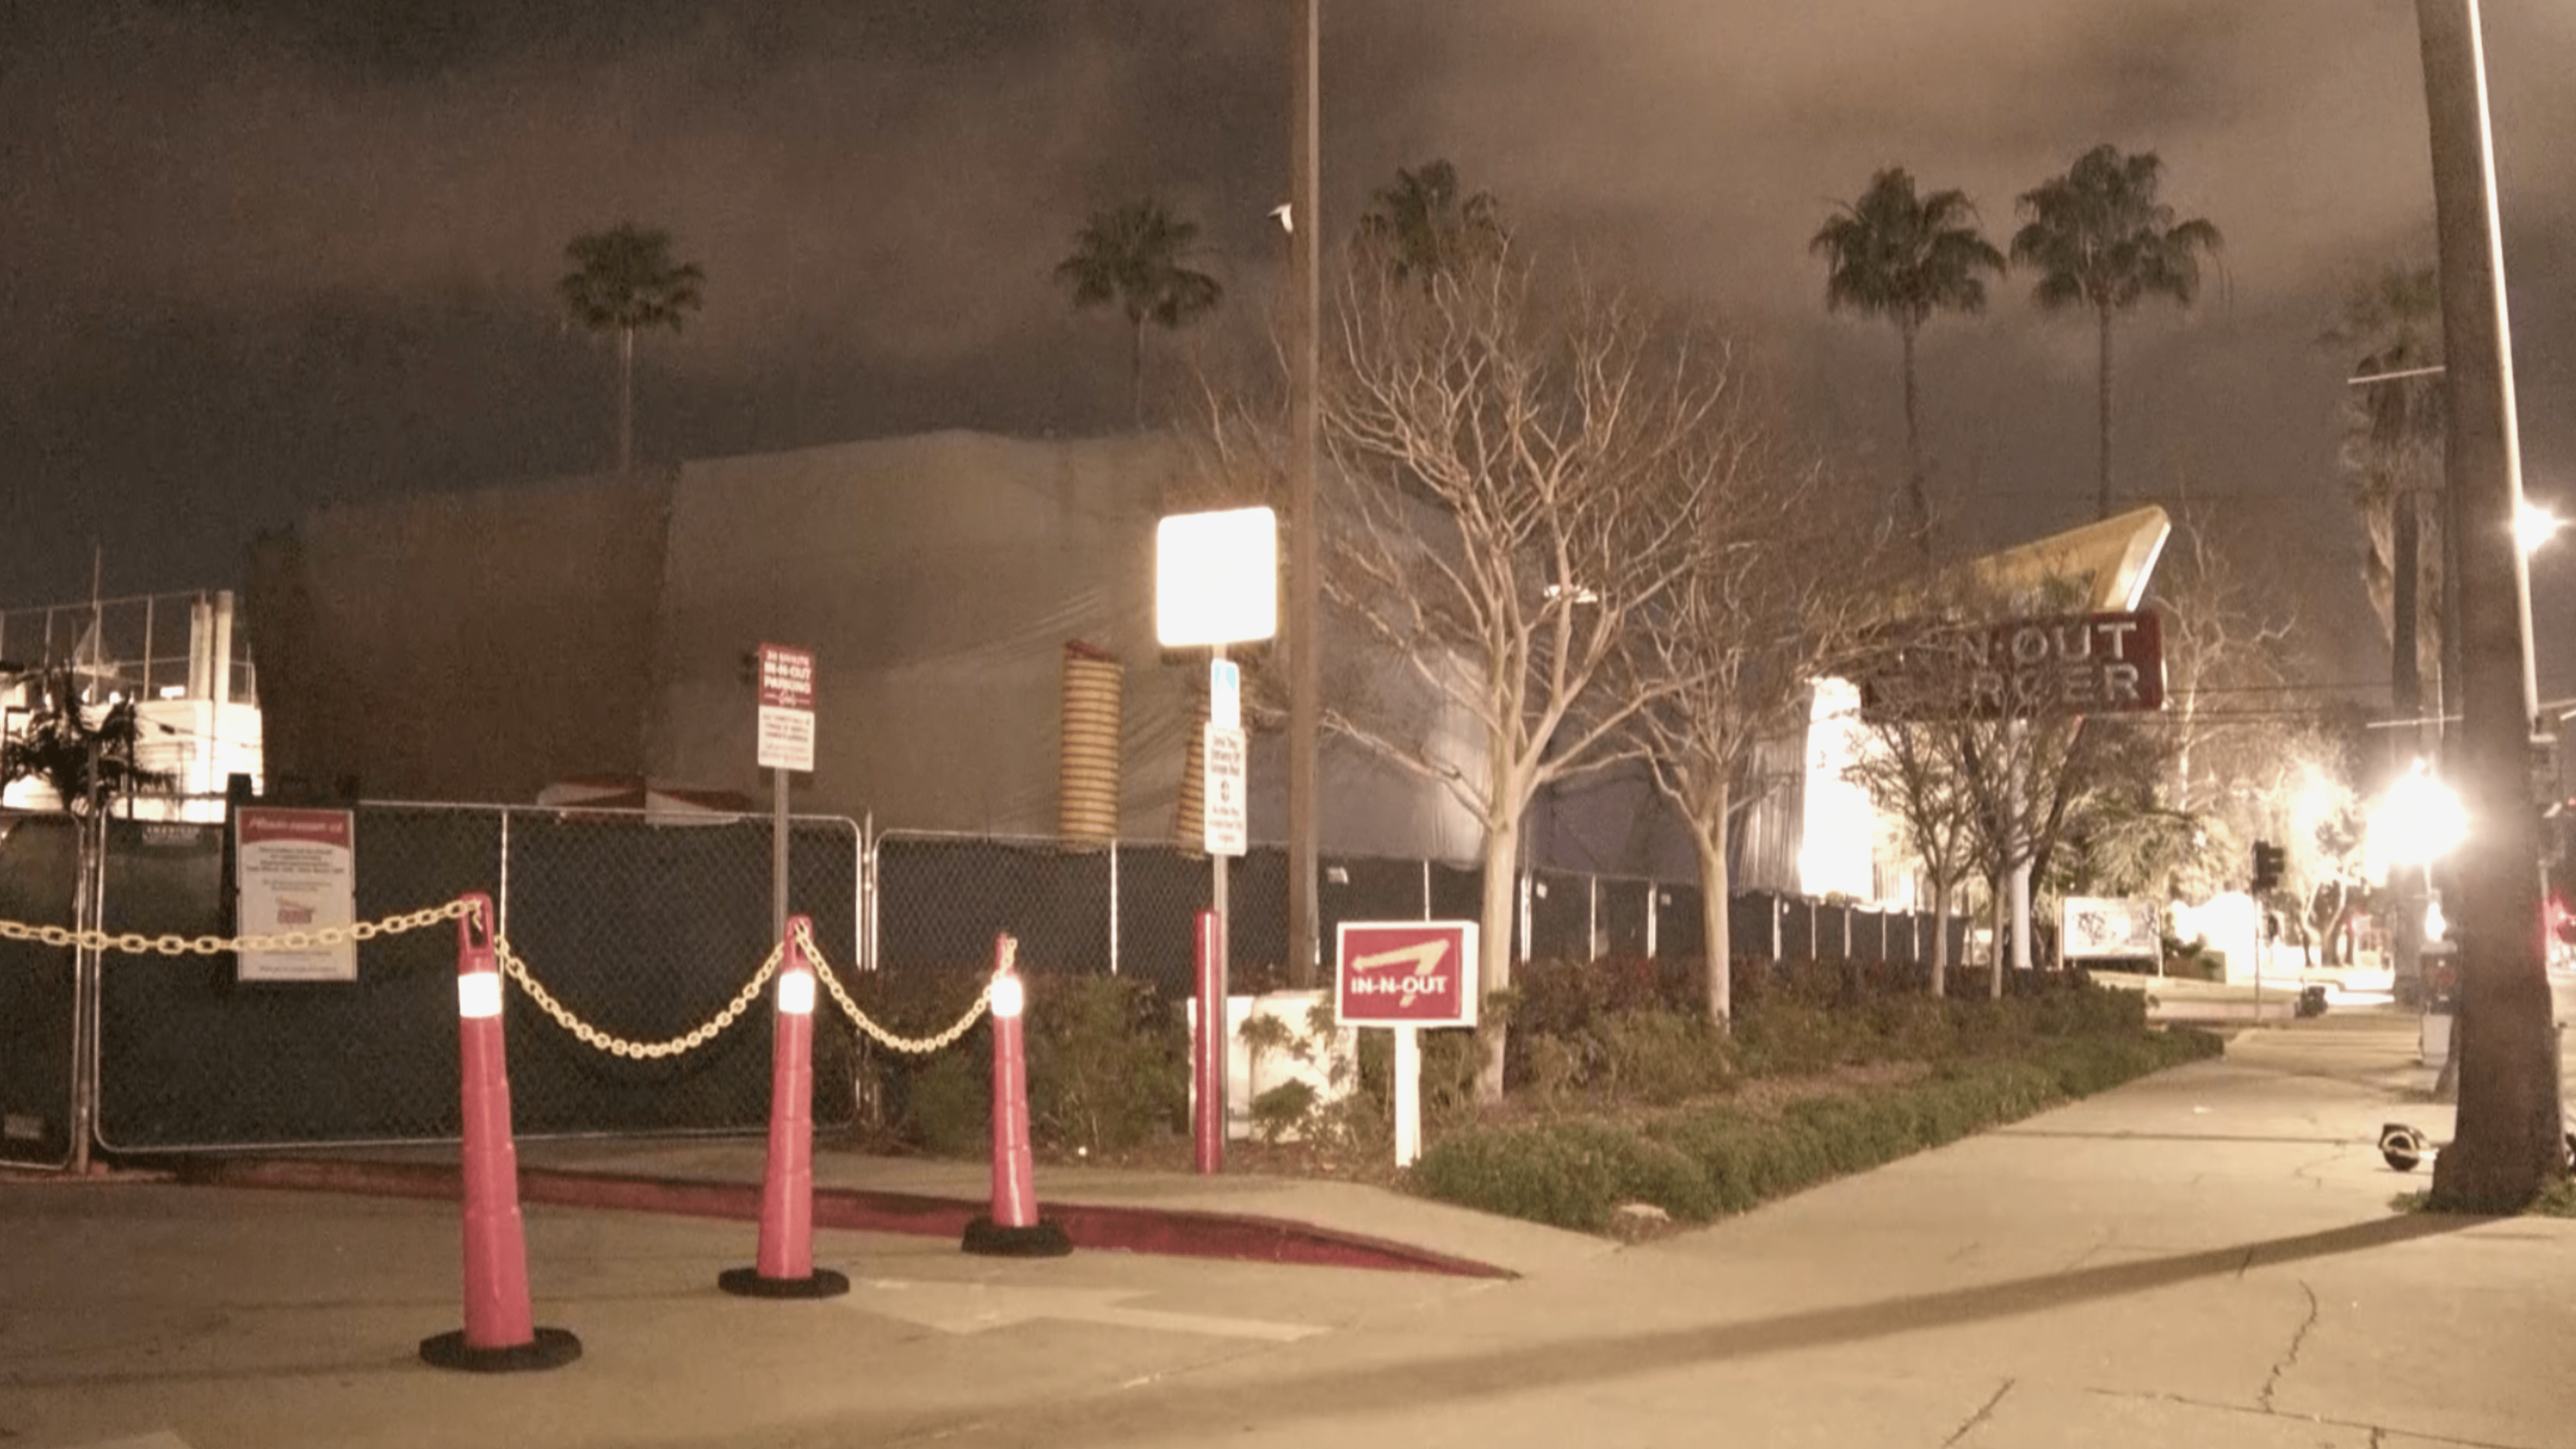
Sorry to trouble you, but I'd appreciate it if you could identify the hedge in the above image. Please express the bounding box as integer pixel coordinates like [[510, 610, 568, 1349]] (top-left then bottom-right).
[[1410, 1028, 2224, 1232]]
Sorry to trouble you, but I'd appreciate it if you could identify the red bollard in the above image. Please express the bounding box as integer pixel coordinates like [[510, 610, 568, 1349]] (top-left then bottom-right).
[[721, 915, 849, 1298], [962, 933, 1071, 1257], [421, 895, 582, 1372], [1193, 909, 1224, 1175]]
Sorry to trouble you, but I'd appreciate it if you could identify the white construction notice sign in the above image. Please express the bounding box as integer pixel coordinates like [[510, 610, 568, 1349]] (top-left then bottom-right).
[[1202, 726, 1247, 857], [236, 807, 357, 982], [756, 642, 817, 773]]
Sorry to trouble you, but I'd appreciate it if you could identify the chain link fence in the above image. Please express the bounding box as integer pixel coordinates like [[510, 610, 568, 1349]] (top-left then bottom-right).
[[12, 802, 867, 1154], [871, 833, 1974, 994], [0, 811, 79, 1167], [7, 807, 1980, 1160]]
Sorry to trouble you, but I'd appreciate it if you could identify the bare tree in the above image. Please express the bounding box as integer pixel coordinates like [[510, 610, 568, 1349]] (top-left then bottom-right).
[[1846, 715, 1979, 992], [2152, 514, 2295, 816], [1624, 424, 1887, 1025], [1855, 583, 2137, 994], [1303, 248, 1734, 1099]]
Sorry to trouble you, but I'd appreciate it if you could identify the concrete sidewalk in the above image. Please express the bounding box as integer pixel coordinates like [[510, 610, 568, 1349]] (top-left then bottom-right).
[[5, 1010, 2571, 1449]]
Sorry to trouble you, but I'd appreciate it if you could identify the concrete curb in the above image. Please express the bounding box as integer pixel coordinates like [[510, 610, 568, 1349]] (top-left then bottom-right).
[[175, 1155, 1519, 1281]]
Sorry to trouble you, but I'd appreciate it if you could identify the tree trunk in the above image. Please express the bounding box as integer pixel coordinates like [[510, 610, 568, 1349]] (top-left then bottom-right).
[[2416, 0, 2566, 1209], [617, 327, 636, 475], [1694, 781, 1734, 1028], [2095, 305, 2115, 521], [1929, 877, 1951, 996], [2391, 484, 2425, 1009], [1988, 873, 2007, 1000], [1475, 815, 1519, 1102], [1900, 321, 1929, 554]]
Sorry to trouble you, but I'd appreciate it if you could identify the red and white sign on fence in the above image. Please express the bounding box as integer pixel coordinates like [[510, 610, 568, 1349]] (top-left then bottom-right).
[[236, 806, 357, 982], [755, 643, 816, 773], [1335, 921, 1478, 1029]]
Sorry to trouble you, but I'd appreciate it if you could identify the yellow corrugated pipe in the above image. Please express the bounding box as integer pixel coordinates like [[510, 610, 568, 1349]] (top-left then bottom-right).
[[1057, 641, 1122, 843], [1171, 698, 1209, 855]]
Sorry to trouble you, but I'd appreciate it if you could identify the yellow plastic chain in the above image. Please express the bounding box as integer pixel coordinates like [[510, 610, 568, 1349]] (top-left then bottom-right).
[[497, 936, 783, 1061], [0, 898, 478, 956], [795, 919, 992, 1056]]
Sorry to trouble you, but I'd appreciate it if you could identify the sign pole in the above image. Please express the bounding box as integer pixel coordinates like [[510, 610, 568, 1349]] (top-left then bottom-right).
[[1393, 1025, 1421, 1168], [1210, 643, 1229, 1146], [772, 767, 789, 941]]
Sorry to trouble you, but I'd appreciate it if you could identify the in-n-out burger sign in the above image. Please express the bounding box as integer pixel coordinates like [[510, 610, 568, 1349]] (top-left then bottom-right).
[[1859, 610, 2166, 722], [1335, 922, 1477, 1029]]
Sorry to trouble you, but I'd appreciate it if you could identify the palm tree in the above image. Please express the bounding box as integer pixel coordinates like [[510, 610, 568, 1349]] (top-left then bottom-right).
[[558, 223, 706, 473], [2010, 146, 2223, 520], [1054, 200, 1224, 423], [1810, 168, 2007, 550], [1, 665, 172, 815], [2329, 263, 2446, 700], [1356, 159, 1505, 284]]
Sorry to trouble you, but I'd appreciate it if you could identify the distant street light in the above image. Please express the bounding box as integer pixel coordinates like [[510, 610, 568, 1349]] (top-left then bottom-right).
[[2373, 759, 2467, 870], [2515, 502, 2561, 556]]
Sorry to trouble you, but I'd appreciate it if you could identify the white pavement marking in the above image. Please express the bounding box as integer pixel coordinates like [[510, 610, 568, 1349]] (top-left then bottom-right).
[[853, 1279, 1327, 1343]]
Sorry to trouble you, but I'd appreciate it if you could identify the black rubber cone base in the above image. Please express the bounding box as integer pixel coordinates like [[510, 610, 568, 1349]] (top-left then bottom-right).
[[962, 1215, 1074, 1258], [718, 1265, 851, 1299], [419, 1326, 583, 1373], [2379, 1123, 2428, 1173]]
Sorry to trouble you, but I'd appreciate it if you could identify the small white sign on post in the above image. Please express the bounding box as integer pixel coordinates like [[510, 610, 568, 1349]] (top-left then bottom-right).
[[1209, 657, 1242, 731], [236, 807, 357, 982], [1203, 725, 1247, 858], [755, 643, 816, 773]]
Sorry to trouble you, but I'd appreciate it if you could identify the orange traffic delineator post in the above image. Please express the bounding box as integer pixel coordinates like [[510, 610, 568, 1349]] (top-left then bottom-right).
[[720, 915, 849, 1298], [962, 933, 1071, 1258], [421, 895, 582, 1372]]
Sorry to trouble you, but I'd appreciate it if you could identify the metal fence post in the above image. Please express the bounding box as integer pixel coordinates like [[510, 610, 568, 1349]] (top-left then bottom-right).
[[1586, 875, 1598, 961], [1108, 840, 1122, 977]]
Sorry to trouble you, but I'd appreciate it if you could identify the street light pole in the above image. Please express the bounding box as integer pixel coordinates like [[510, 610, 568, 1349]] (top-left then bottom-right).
[[1286, 0, 1323, 989], [2413, 0, 2566, 1207]]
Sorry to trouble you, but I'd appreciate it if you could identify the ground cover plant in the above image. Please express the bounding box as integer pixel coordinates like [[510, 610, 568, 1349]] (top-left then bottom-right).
[[835, 953, 2221, 1235]]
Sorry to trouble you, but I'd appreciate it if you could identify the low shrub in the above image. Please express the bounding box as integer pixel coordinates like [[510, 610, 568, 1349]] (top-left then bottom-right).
[[1024, 975, 1188, 1155], [1408, 1119, 1715, 1231], [1590, 1009, 1736, 1104], [854, 969, 1186, 1159], [1412, 1027, 2222, 1232]]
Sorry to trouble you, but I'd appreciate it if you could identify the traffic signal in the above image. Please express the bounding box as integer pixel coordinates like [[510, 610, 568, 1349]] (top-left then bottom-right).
[[2250, 840, 2285, 893]]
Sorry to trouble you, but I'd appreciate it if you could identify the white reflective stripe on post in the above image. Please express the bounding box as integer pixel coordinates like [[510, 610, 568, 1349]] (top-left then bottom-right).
[[990, 974, 1026, 1019], [777, 970, 816, 1016], [458, 972, 504, 1019]]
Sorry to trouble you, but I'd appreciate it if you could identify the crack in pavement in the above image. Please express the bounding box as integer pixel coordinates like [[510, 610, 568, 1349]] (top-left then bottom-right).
[[2085, 1387, 2535, 1449], [2289, 1148, 2349, 1190], [2258, 1281, 2321, 1414], [1939, 1378, 2015, 1448]]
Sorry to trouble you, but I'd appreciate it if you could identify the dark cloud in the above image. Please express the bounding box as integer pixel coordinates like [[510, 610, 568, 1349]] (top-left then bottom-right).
[[4, 0, 2573, 699]]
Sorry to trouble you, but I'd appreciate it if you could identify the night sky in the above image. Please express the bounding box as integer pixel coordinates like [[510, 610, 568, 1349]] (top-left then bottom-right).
[[5, 1, 2573, 705]]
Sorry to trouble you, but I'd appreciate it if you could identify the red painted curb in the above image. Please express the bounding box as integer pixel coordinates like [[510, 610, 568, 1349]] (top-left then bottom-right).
[[176, 1157, 1517, 1281]]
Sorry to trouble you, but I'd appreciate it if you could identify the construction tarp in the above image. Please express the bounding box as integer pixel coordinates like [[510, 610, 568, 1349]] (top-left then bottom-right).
[[249, 431, 1483, 862]]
